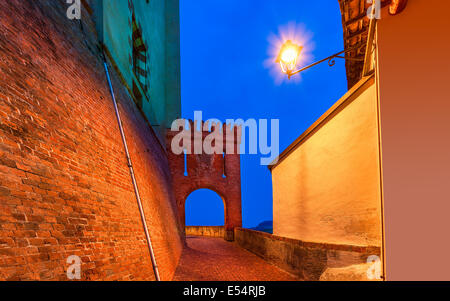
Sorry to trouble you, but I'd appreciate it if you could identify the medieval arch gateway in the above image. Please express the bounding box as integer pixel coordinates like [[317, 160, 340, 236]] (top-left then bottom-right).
[[167, 121, 242, 241], [185, 189, 225, 226]]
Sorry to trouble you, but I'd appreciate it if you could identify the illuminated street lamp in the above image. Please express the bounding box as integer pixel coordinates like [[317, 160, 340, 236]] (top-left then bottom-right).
[[276, 40, 363, 79], [275, 40, 303, 78]]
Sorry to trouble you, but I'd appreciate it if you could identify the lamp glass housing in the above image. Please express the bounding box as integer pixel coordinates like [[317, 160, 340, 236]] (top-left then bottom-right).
[[276, 40, 303, 74]]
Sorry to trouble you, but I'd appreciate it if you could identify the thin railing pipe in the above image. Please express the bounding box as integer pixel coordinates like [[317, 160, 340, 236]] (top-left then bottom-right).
[[102, 58, 161, 281]]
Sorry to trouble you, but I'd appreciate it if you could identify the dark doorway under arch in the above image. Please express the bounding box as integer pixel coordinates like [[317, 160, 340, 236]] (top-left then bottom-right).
[[185, 189, 225, 226]]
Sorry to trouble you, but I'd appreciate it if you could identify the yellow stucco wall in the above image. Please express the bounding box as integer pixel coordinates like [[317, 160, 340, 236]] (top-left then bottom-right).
[[376, 0, 450, 280], [272, 77, 382, 247]]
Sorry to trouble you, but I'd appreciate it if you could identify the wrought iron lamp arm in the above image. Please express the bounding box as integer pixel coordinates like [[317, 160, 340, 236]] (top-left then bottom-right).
[[287, 46, 363, 79]]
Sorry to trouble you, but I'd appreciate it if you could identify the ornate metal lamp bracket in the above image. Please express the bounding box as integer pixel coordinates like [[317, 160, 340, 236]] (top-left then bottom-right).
[[288, 45, 365, 78]]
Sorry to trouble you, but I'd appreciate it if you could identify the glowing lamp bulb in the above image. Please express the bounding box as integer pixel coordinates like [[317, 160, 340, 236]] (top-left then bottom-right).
[[276, 40, 303, 75], [281, 48, 298, 64]]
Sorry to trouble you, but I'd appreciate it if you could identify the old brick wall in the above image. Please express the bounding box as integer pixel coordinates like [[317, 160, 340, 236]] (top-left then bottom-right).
[[167, 122, 242, 241], [0, 0, 183, 280]]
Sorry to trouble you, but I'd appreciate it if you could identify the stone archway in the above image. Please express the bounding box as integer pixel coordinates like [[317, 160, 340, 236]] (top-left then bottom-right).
[[166, 120, 242, 241]]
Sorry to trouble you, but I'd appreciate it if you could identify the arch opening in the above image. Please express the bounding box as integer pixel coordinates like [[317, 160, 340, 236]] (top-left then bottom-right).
[[185, 189, 225, 226]]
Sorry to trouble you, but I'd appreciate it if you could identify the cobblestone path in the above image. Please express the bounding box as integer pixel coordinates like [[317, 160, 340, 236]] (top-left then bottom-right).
[[173, 236, 300, 281]]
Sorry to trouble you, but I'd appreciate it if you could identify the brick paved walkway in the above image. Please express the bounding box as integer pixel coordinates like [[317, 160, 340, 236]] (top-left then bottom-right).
[[173, 236, 300, 281]]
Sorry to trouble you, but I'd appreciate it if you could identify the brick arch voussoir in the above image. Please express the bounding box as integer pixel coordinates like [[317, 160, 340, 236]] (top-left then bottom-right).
[[182, 185, 227, 208]]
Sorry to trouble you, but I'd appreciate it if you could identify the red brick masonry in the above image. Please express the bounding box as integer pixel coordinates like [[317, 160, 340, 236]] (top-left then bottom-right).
[[0, 1, 183, 280], [167, 124, 242, 240]]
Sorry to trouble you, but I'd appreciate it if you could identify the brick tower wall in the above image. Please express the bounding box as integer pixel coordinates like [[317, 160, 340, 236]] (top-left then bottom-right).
[[0, 1, 183, 280], [167, 121, 242, 241]]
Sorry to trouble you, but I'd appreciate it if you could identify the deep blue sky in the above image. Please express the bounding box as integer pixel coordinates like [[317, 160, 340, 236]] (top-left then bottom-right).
[[181, 0, 348, 228]]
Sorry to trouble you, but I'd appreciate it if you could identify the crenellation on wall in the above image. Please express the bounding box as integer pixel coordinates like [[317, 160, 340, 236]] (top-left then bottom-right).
[[166, 121, 242, 241]]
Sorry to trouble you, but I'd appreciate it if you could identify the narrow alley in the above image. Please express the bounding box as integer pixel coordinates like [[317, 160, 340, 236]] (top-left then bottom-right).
[[173, 236, 299, 281]]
